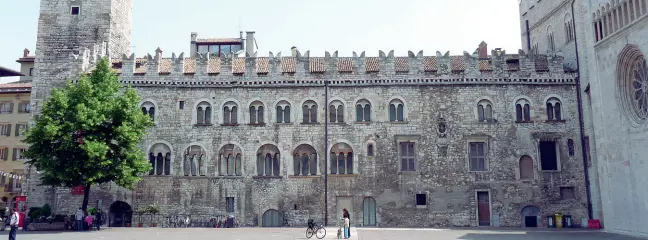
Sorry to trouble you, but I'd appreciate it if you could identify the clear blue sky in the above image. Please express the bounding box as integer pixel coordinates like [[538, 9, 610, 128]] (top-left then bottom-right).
[[0, 0, 522, 83]]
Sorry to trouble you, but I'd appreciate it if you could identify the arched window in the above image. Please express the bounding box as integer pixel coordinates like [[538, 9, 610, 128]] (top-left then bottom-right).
[[249, 101, 265, 124], [148, 143, 172, 176], [218, 144, 243, 176], [329, 100, 344, 123], [223, 101, 238, 125], [302, 100, 318, 123], [196, 101, 212, 125], [184, 145, 206, 176], [367, 144, 374, 156], [330, 143, 354, 174], [515, 98, 531, 122], [257, 144, 280, 176], [547, 31, 555, 51], [477, 99, 494, 122], [276, 100, 291, 123], [565, 14, 574, 43], [140, 101, 155, 121], [355, 99, 371, 122], [546, 97, 562, 121], [389, 99, 404, 122], [519, 155, 534, 180], [293, 144, 317, 175]]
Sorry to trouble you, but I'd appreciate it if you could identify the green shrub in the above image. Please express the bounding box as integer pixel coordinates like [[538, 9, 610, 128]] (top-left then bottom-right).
[[29, 207, 42, 220], [41, 204, 52, 217], [88, 208, 98, 215]]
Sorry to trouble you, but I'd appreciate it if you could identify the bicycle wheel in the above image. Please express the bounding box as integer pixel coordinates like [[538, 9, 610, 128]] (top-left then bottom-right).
[[315, 226, 327, 239], [306, 228, 314, 239]]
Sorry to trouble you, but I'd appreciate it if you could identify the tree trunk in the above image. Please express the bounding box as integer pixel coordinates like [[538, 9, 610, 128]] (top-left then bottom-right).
[[81, 184, 91, 211]]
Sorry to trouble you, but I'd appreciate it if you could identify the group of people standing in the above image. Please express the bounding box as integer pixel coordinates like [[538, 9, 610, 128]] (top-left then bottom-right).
[[74, 208, 102, 231]]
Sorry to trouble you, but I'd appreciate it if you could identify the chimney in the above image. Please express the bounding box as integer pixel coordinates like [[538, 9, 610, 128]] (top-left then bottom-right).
[[190, 32, 198, 57], [291, 46, 298, 57], [23, 48, 30, 57], [246, 31, 255, 56], [155, 47, 163, 61], [478, 41, 488, 59]]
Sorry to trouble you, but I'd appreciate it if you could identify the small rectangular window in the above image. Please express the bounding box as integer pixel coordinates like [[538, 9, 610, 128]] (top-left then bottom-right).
[[71, 6, 80, 15], [539, 141, 559, 170], [416, 194, 427, 206], [179, 101, 185, 109], [560, 187, 575, 200], [226, 197, 235, 212], [29, 68, 33, 76], [469, 142, 487, 171]]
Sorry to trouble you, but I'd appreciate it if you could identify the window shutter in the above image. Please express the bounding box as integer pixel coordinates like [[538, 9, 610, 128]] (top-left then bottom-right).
[[3, 149, 7, 160], [12, 148, 17, 161], [9, 103, 13, 113], [15, 124, 19, 136]]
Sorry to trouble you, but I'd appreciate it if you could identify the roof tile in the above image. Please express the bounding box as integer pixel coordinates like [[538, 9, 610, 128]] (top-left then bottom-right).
[[338, 58, 354, 72], [184, 58, 196, 74], [207, 58, 220, 74], [478, 60, 492, 71], [0, 82, 32, 89], [423, 57, 437, 72], [450, 56, 465, 71], [256, 57, 269, 74], [535, 55, 549, 71], [281, 57, 296, 73], [232, 58, 245, 74], [309, 57, 325, 73], [395, 57, 408, 72], [365, 57, 379, 72]]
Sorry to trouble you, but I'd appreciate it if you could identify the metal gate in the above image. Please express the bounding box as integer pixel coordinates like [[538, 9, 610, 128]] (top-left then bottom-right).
[[363, 197, 376, 226], [262, 209, 281, 227]]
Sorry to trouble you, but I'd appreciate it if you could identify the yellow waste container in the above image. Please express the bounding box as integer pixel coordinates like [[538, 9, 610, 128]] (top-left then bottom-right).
[[555, 213, 564, 228]]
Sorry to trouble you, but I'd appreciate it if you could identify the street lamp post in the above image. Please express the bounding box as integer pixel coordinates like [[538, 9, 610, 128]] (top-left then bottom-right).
[[323, 80, 329, 226]]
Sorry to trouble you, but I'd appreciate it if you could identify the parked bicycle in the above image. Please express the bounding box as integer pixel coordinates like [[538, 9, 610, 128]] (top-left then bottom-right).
[[306, 219, 326, 239]]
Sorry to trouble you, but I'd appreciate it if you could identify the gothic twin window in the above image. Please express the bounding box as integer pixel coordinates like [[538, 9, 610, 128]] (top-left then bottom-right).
[[249, 101, 265, 124], [329, 100, 344, 123], [183, 145, 205, 176], [477, 100, 493, 122], [141, 101, 155, 121], [196, 101, 212, 125], [515, 99, 531, 122], [546, 98, 562, 121], [148, 143, 171, 176], [389, 99, 405, 122], [293, 144, 317, 176], [302, 100, 318, 124], [330, 143, 353, 174], [276, 101, 291, 123], [257, 144, 280, 176], [356, 99, 371, 122], [223, 101, 238, 125], [218, 144, 243, 176]]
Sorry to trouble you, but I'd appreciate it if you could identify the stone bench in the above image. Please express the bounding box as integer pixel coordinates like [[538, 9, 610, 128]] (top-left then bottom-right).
[[26, 222, 66, 231]]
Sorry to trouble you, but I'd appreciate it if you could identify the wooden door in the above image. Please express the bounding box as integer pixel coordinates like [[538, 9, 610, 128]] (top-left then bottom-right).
[[477, 192, 490, 226], [363, 197, 377, 226], [262, 209, 281, 227]]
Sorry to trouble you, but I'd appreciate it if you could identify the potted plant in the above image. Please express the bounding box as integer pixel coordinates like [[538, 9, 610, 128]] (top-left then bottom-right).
[[135, 207, 145, 228], [144, 205, 160, 227]]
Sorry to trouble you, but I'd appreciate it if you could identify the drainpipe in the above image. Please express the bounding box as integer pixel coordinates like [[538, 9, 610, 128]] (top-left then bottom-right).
[[324, 80, 329, 226], [571, 0, 593, 220]]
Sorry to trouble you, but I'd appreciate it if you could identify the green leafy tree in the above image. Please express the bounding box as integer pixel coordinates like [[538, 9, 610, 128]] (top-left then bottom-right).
[[24, 58, 154, 211]]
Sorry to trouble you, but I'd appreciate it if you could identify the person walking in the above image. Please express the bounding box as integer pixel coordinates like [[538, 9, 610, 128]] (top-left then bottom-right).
[[343, 209, 351, 238], [96, 209, 102, 231], [75, 208, 83, 231], [9, 209, 19, 240]]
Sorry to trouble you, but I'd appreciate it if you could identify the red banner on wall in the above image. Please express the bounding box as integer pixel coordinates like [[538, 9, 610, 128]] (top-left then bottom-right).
[[71, 186, 85, 195]]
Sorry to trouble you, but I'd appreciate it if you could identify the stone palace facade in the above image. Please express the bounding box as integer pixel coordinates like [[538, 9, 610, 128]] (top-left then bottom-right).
[[26, 0, 589, 228]]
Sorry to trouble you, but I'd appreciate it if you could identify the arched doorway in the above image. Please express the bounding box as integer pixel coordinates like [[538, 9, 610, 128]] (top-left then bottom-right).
[[262, 209, 282, 227], [109, 201, 133, 227], [363, 197, 377, 226], [521, 205, 540, 228]]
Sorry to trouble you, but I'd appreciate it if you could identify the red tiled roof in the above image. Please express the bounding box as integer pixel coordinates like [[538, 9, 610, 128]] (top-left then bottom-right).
[[534, 55, 549, 72], [16, 56, 35, 63], [281, 57, 296, 73], [395, 57, 408, 72], [256, 57, 269, 74], [338, 58, 354, 72], [232, 58, 245, 74], [196, 38, 242, 44], [309, 57, 325, 73], [184, 58, 196, 74], [0, 82, 31, 89], [450, 56, 464, 71], [478, 60, 492, 71], [365, 57, 379, 72], [423, 57, 437, 72], [207, 58, 220, 74]]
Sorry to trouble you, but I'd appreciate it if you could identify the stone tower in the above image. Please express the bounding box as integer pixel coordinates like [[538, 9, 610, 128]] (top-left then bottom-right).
[[27, 0, 133, 209]]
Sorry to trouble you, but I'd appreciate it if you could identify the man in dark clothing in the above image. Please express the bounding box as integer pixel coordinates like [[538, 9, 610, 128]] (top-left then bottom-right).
[[96, 209, 102, 231]]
